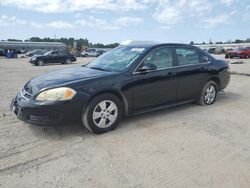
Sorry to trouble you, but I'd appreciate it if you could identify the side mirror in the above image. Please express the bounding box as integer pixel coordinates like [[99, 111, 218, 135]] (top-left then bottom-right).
[[138, 66, 153, 72], [138, 63, 157, 72]]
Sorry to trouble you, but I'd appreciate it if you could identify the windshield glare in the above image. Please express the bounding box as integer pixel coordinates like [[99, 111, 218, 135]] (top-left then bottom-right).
[[44, 51, 52, 55], [86, 46, 147, 72]]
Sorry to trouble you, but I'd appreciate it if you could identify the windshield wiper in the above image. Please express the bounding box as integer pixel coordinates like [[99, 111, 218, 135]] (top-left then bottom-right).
[[89, 66, 109, 72]]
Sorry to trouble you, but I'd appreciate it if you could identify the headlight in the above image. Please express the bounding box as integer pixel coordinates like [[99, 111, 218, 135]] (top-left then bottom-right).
[[31, 57, 37, 61], [36, 87, 76, 101]]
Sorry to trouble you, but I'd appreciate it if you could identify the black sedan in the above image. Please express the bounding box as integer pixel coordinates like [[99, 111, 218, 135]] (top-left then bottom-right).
[[11, 42, 230, 134], [29, 50, 76, 66]]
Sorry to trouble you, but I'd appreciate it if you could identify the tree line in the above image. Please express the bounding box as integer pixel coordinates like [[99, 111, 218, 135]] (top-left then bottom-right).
[[189, 38, 250, 45], [5, 37, 119, 49]]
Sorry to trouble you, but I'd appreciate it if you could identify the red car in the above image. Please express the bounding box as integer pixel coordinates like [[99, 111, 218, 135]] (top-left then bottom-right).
[[225, 47, 250, 59]]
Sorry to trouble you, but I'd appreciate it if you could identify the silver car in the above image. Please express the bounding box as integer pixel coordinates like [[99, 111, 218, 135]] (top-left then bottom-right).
[[81, 49, 101, 57]]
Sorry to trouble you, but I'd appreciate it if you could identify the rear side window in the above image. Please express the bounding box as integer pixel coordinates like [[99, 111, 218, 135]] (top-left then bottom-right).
[[142, 47, 173, 70], [176, 48, 199, 66], [58, 51, 66, 55]]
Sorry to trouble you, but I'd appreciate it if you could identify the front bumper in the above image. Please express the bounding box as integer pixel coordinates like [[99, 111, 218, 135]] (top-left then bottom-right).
[[29, 59, 36, 64], [10, 91, 85, 126]]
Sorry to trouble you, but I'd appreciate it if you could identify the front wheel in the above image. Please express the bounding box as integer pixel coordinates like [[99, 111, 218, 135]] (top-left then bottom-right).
[[82, 94, 123, 134], [197, 81, 218, 106], [37, 60, 45, 66]]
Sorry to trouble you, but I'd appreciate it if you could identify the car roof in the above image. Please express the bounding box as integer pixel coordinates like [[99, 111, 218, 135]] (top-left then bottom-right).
[[123, 43, 197, 49]]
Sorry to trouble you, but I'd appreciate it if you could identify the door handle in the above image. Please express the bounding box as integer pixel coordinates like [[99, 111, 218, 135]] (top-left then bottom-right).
[[200, 67, 205, 71], [165, 72, 175, 76]]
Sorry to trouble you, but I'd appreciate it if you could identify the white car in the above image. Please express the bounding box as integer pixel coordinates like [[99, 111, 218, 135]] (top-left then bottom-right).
[[81, 49, 101, 57]]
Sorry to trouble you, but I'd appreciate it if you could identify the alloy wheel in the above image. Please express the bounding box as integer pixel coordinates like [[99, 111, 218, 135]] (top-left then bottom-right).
[[92, 100, 118, 128], [204, 85, 216, 104], [37, 60, 44, 66], [66, 59, 71, 64]]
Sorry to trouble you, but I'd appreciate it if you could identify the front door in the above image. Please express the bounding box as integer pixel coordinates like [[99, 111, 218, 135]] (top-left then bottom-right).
[[131, 47, 178, 110]]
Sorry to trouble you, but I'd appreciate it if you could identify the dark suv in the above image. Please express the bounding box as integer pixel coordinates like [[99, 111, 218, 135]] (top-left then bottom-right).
[[11, 42, 230, 134]]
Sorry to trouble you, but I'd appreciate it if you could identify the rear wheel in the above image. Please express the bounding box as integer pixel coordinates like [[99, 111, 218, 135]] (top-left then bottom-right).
[[37, 60, 45, 66], [82, 94, 123, 134], [197, 81, 218, 106], [65, 58, 72, 64]]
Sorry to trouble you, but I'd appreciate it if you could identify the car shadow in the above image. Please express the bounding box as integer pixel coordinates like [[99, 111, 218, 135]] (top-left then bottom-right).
[[27, 90, 241, 138]]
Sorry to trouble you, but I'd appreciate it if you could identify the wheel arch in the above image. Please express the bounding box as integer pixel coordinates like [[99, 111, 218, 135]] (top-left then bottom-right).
[[209, 76, 221, 90], [84, 90, 129, 117]]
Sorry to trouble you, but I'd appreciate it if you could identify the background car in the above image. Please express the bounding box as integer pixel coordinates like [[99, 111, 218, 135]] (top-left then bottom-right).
[[225, 47, 250, 59], [81, 48, 101, 57], [208, 48, 216, 54], [214, 48, 225, 54], [0, 48, 5, 56], [96, 50, 105, 55], [29, 50, 76, 66]]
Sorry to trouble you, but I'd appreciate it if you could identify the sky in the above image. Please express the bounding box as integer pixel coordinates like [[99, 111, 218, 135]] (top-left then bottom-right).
[[0, 0, 249, 44]]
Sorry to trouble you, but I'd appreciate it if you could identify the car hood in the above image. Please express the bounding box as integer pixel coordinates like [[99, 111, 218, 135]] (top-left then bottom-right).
[[24, 66, 113, 95], [31, 54, 43, 58]]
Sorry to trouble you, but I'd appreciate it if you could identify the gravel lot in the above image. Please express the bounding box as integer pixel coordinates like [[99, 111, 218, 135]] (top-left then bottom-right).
[[0, 55, 250, 188]]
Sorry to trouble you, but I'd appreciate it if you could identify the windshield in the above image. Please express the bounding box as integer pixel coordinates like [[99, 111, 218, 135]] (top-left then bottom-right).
[[86, 46, 147, 72], [44, 51, 53, 55], [236, 47, 244, 51]]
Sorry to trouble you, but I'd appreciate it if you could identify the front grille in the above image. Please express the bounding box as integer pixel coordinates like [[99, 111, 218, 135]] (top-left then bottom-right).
[[29, 115, 61, 124]]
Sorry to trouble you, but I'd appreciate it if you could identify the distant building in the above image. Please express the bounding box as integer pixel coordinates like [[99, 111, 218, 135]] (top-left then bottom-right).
[[0, 41, 68, 52]]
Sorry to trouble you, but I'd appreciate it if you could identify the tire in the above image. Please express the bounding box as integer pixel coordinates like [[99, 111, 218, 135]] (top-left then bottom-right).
[[65, 58, 72, 64], [225, 54, 229, 59], [82, 94, 123, 134], [37, 60, 45, 66], [96, 54, 100, 57], [197, 80, 218, 106]]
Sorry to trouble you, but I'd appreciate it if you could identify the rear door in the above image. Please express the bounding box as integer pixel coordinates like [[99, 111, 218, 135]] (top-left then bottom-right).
[[174, 47, 208, 100], [131, 47, 178, 109], [45, 52, 55, 63]]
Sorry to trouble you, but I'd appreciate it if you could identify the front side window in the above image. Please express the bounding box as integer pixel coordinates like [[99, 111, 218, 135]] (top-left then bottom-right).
[[87, 46, 147, 72], [176, 48, 199, 66], [141, 47, 173, 70]]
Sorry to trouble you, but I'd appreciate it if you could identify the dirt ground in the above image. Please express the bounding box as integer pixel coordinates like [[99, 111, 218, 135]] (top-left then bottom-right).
[[0, 56, 250, 188]]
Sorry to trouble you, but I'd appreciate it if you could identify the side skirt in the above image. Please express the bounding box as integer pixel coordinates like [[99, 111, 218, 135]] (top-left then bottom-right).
[[130, 99, 195, 116]]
